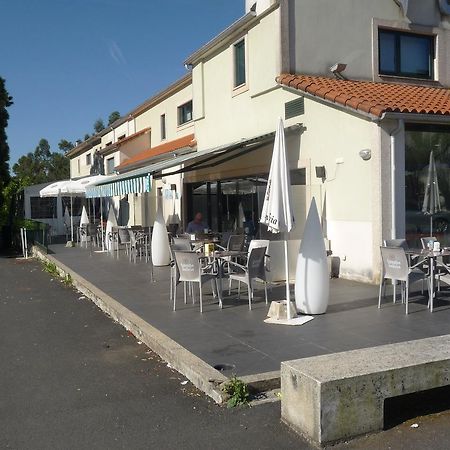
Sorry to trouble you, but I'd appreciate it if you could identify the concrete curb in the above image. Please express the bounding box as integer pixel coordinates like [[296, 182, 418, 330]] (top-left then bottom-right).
[[32, 246, 227, 404]]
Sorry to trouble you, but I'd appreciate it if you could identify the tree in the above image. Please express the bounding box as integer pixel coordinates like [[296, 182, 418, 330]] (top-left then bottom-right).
[[93, 118, 105, 133], [84, 133, 91, 141], [58, 139, 74, 153], [0, 77, 13, 206], [12, 138, 69, 185], [108, 111, 120, 125]]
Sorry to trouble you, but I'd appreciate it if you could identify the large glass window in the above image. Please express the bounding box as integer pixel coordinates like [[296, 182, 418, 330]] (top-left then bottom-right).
[[379, 29, 434, 79], [30, 197, 57, 219], [405, 125, 450, 246], [186, 171, 306, 239], [234, 39, 246, 87]]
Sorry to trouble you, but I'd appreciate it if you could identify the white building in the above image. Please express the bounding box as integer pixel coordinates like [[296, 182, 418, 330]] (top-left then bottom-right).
[[69, 0, 450, 283]]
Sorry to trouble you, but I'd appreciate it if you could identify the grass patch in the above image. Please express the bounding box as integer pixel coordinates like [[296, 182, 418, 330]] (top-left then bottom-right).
[[42, 260, 73, 287], [222, 375, 250, 408]]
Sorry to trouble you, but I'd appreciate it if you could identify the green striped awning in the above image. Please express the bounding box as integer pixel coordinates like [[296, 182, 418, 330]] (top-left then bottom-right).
[[85, 174, 152, 198]]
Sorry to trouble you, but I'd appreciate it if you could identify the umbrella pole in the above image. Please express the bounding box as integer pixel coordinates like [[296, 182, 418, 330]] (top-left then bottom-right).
[[101, 197, 105, 252], [70, 195, 74, 242], [284, 239, 293, 320], [431, 215, 433, 236]]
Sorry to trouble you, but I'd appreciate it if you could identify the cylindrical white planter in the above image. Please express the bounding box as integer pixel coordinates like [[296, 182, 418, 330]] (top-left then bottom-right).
[[151, 193, 171, 266], [295, 197, 329, 314]]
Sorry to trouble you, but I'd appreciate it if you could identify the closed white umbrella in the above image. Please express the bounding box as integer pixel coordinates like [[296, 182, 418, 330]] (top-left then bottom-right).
[[260, 117, 296, 320], [422, 150, 441, 236], [80, 206, 89, 226], [106, 205, 118, 252]]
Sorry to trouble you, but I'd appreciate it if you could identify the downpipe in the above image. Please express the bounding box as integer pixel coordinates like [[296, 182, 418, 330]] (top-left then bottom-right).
[[390, 119, 404, 239]]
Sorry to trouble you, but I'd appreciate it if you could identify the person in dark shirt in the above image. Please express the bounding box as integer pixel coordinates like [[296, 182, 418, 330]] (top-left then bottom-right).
[[186, 212, 206, 234]]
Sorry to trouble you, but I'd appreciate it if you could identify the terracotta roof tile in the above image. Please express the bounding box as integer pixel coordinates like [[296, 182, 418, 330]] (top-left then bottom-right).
[[277, 74, 450, 118], [116, 134, 196, 171]]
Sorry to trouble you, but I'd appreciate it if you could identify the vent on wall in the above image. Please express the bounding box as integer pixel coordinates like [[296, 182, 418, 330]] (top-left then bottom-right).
[[285, 97, 305, 119]]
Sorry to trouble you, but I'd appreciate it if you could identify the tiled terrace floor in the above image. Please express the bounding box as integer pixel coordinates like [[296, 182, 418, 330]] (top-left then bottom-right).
[[48, 244, 450, 377]]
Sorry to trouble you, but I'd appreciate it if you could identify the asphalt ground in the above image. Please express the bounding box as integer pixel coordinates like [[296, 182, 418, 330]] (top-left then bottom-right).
[[1, 254, 450, 450]]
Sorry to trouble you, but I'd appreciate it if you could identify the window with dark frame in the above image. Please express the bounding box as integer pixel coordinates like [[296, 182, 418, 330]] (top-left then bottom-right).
[[30, 197, 57, 219], [106, 157, 115, 174], [234, 39, 246, 87], [161, 114, 166, 140], [86, 153, 92, 165], [379, 29, 434, 79], [177, 101, 193, 126]]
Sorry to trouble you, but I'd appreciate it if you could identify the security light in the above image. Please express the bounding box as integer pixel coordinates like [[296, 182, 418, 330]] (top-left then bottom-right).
[[330, 63, 347, 80]]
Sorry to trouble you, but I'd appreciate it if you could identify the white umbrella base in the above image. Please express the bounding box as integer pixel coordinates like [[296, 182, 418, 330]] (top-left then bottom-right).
[[267, 300, 297, 320], [65, 241, 75, 248], [264, 315, 314, 326]]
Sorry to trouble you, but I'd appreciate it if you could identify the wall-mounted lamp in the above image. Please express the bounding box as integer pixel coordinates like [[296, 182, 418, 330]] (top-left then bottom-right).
[[315, 166, 326, 180], [359, 149, 372, 161]]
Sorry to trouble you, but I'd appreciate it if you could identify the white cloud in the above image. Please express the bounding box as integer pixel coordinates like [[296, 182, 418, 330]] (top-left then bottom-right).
[[108, 40, 127, 65]]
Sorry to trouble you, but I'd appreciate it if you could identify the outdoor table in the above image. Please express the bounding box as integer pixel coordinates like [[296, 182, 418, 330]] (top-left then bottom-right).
[[406, 248, 450, 312]]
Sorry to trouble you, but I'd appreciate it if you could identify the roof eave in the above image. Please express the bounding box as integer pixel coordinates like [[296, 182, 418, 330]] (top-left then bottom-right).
[[183, 6, 283, 66], [380, 112, 450, 123], [278, 83, 381, 122], [116, 146, 197, 174]]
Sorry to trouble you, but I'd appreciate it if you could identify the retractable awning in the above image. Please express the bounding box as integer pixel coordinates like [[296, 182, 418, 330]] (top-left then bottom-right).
[[85, 125, 302, 198]]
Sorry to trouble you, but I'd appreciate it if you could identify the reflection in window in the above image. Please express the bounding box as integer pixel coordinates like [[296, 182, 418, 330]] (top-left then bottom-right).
[[30, 197, 57, 219], [379, 29, 434, 79], [405, 126, 450, 246], [187, 172, 306, 239]]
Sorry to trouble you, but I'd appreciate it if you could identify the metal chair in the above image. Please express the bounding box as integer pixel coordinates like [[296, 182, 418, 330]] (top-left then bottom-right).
[[169, 239, 194, 305], [419, 236, 450, 291], [229, 239, 270, 295], [118, 227, 131, 255], [378, 246, 429, 314], [227, 246, 268, 310], [85, 223, 98, 256], [173, 251, 221, 313]]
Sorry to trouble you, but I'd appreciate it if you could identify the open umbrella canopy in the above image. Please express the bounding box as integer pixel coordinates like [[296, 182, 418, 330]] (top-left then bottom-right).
[[422, 150, 441, 235]]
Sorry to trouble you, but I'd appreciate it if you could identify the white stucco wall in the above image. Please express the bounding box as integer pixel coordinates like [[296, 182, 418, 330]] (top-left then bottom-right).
[[299, 98, 380, 281], [194, 8, 299, 149], [134, 84, 194, 146], [287, 0, 450, 85]]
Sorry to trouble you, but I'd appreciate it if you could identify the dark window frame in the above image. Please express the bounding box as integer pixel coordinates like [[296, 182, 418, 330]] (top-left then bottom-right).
[[177, 101, 193, 126], [86, 153, 92, 166], [160, 113, 166, 140], [378, 28, 435, 79], [233, 39, 246, 88], [106, 157, 115, 175]]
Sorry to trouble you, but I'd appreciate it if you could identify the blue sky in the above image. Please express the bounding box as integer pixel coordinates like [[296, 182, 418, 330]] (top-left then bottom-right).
[[0, 0, 243, 168]]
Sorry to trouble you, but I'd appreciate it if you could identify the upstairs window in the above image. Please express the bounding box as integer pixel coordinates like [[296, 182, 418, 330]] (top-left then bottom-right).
[[86, 153, 91, 166], [178, 101, 193, 126], [106, 157, 115, 175], [379, 29, 434, 79], [234, 39, 246, 87], [161, 114, 166, 140]]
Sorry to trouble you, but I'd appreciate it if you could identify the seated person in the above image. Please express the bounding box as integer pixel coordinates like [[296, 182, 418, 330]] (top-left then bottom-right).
[[186, 212, 206, 234]]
